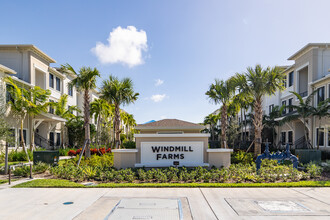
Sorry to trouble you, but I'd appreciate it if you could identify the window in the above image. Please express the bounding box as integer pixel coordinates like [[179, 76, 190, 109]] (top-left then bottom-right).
[[288, 98, 293, 113], [49, 74, 54, 88], [56, 77, 61, 91], [49, 132, 55, 147], [19, 129, 27, 144], [288, 131, 293, 144], [269, 104, 274, 114], [316, 128, 325, 146], [49, 100, 54, 114], [288, 71, 294, 87], [282, 100, 287, 115], [68, 105, 73, 114], [68, 84, 73, 96], [6, 84, 14, 103], [281, 132, 286, 144], [317, 87, 325, 105], [56, 133, 61, 146], [283, 75, 287, 88]]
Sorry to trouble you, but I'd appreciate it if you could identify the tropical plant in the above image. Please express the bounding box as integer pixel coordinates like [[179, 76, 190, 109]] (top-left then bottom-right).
[[233, 65, 285, 156], [206, 79, 235, 148], [203, 113, 219, 141], [100, 75, 139, 148], [285, 91, 318, 149], [263, 105, 286, 147], [311, 98, 330, 149], [61, 64, 100, 157], [55, 94, 80, 148], [5, 77, 51, 159]]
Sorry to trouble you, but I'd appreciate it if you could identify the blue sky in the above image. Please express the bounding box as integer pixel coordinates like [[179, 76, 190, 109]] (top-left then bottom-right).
[[1, 0, 330, 124]]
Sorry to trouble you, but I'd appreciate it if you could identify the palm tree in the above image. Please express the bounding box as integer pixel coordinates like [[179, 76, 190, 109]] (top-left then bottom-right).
[[203, 114, 219, 141], [55, 94, 79, 148], [6, 77, 51, 158], [206, 79, 235, 148], [234, 65, 285, 156], [90, 98, 111, 145], [285, 91, 317, 149], [263, 105, 286, 147], [62, 64, 100, 157], [311, 98, 330, 149], [101, 75, 139, 148]]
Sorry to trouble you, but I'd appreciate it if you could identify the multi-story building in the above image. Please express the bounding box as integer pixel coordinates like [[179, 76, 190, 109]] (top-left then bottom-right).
[[0, 45, 98, 149], [263, 43, 330, 150]]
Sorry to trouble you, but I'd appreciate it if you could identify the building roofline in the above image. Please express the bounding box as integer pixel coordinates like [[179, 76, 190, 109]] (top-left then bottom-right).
[[288, 43, 330, 61], [0, 44, 56, 63], [0, 64, 16, 74]]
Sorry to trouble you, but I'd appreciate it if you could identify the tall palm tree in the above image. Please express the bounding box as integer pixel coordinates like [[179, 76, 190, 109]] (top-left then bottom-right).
[[55, 94, 79, 148], [234, 65, 285, 156], [90, 98, 111, 145], [285, 91, 317, 149], [311, 98, 330, 149], [203, 113, 219, 141], [263, 105, 286, 147], [62, 64, 100, 157], [101, 75, 139, 148], [6, 77, 51, 158], [206, 79, 235, 148]]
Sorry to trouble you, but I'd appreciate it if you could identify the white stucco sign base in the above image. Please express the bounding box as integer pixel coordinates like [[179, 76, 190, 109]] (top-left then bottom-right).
[[137, 141, 207, 167]]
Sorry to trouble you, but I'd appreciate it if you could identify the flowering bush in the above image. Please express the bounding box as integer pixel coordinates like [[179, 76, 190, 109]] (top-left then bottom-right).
[[66, 148, 112, 156]]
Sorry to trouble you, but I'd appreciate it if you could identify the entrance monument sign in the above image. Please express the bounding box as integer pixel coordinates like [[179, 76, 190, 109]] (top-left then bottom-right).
[[112, 119, 233, 169]]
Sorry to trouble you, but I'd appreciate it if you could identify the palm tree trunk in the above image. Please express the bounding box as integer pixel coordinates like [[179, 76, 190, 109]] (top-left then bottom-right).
[[240, 108, 243, 143], [317, 117, 321, 150], [114, 104, 121, 148], [253, 98, 263, 156], [20, 115, 30, 162], [220, 105, 228, 148], [84, 89, 91, 158], [303, 117, 310, 149]]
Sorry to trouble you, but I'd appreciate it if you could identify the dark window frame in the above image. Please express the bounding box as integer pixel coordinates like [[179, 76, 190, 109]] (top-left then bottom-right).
[[281, 131, 286, 145], [56, 77, 61, 91], [316, 128, 325, 146], [49, 73, 54, 88], [68, 84, 73, 96], [288, 71, 294, 87], [282, 100, 287, 115], [288, 131, 293, 144], [317, 86, 325, 105], [288, 98, 293, 113], [269, 104, 274, 114]]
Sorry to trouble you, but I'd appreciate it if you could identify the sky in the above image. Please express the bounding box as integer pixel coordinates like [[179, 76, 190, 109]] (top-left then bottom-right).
[[1, 0, 330, 124]]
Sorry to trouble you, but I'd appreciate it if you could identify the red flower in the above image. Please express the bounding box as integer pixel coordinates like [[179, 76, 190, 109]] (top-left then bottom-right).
[[68, 150, 76, 156]]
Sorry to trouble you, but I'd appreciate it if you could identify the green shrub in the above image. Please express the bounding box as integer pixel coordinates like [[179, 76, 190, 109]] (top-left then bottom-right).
[[8, 150, 33, 162], [231, 151, 254, 164], [33, 162, 49, 173], [13, 166, 30, 177], [122, 141, 136, 149], [306, 162, 323, 178]]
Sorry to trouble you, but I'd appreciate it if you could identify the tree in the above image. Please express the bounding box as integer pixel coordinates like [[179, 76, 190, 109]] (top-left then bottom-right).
[[311, 98, 330, 149], [234, 65, 285, 156], [5, 77, 51, 158], [90, 98, 112, 145], [101, 75, 139, 148], [285, 91, 317, 149], [62, 64, 100, 157], [0, 78, 14, 174], [203, 113, 219, 141], [263, 105, 286, 147], [206, 79, 235, 148], [55, 94, 79, 148]]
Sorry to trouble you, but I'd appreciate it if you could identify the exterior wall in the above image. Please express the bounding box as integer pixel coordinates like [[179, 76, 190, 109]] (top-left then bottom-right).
[[0, 49, 30, 82]]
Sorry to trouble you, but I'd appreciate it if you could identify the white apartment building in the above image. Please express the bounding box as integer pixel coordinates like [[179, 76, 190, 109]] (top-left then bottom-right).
[[263, 43, 330, 150], [0, 45, 98, 149]]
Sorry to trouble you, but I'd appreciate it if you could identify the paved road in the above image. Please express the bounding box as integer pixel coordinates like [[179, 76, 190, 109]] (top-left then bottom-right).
[[0, 184, 329, 219]]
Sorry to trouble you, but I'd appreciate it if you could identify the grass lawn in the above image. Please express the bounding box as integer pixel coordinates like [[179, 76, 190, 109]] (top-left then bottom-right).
[[13, 179, 330, 188], [0, 179, 8, 184]]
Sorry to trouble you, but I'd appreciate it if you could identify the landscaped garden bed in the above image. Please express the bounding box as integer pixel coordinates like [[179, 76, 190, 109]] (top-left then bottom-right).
[[6, 151, 330, 188]]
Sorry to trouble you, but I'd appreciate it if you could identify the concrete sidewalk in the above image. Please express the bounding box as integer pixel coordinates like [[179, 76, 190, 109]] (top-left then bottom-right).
[[0, 186, 329, 219]]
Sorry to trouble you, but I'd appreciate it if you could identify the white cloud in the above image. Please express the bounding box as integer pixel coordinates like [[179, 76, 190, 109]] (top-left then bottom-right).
[[91, 26, 148, 67], [150, 94, 167, 103], [155, 79, 164, 86]]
